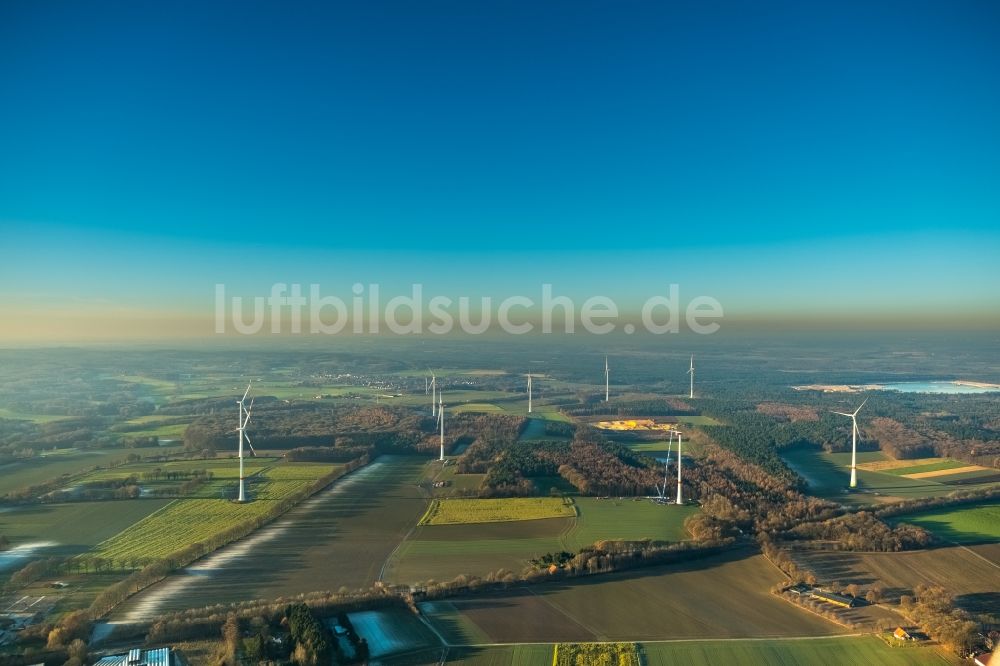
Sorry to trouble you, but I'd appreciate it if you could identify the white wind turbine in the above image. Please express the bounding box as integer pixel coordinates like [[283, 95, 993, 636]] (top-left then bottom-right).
[[527, 373, 533, 414], [833, 398, 867, 489], [688, 355, 695, 399], [236, 382, 258, 503], [675, 430, 684, 505], [430, 372, 437, 417], [437, 393, 445, 461], [604, 356, 610, 402]]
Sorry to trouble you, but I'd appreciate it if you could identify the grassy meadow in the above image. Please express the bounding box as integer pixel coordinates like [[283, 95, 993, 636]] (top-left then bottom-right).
[[560, 498, 695, 551], [892, 501, 1000, 544]]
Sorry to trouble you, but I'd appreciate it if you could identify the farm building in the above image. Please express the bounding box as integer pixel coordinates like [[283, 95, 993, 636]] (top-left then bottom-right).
[[785, 583, 812, 596], [93, 647, 180, 666], [892, 627, 913, 641], [810, 590, 858, 608]]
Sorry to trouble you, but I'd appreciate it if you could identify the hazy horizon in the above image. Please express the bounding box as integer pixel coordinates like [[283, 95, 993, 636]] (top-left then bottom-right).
[[2, 0, 999, 341]]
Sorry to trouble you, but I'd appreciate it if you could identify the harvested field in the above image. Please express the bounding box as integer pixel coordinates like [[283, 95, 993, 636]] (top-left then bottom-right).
[[790, 546, 1000, 614], [420, 552, 842, 642], [384, 518, 569, 584], [112, 457, 429, 620]]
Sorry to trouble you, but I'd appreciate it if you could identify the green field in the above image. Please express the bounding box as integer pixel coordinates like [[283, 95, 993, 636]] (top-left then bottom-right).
[[88, 461, 338, 565], [386, 495, 699, 584], [117, 422, 191, 439], [0, 499, 173, 562], [674, 415, 724, 426], [893, 502, 1000, 544], [450, 403, 506, 414], [0, 407, 71, 423], [83, 456, 271, 484], [640, 636, 956, 665], [379, 638, 956, 666], [780, 448, 995, 505], [560, 498, 695, 550], [0, 447, 185, 497], [882, 459, 969, 476], [82, 456, 275, 499], [431, 464, 486, 496], [420, 497, 576, 525], [445, 645, 554, 665]]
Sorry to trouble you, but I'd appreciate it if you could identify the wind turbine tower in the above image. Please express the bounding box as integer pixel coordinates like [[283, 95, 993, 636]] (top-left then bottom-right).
[[834, 398, 867, 489], [527, 373, 533, 413], [236, 382, 257, 503], [604, 356, 610, 402], [688, 355, 695, 399], [675, 430, 684, 505], [437, 394, 445, 461]]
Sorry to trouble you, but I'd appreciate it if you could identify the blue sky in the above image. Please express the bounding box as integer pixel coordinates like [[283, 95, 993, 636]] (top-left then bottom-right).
[[1, 1, 998, 337]]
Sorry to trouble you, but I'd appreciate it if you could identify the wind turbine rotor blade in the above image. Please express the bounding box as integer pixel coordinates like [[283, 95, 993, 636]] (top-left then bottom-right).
[[244, 433, 257, 456], [832, 411, 852, 417], [241, 382, 252, 403], [853, 398, 868, 415]]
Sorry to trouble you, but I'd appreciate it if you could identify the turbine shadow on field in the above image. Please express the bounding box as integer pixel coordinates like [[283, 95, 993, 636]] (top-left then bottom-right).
[[954, 591, 1000, 615]]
